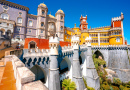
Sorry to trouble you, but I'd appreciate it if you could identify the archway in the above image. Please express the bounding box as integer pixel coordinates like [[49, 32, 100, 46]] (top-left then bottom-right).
[[29, 41, 36, 49], [59, 59, 68, 74], [30, 65, 47, 84], [79, 56, 82, 65], [94, 50, 104, 60]]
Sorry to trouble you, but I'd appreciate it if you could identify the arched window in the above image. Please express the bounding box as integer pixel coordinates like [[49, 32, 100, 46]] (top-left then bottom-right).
[[41, 22, 44, 27], [29, 41, 36, 49], [61, 16, 63, 20], [61, 26, 63, 30], [1, 13, 9, 19], [42, 10, 45, 15], [17, 17, 22, 24], [28, 20, 33, 26], [49, 23, 54, 29]]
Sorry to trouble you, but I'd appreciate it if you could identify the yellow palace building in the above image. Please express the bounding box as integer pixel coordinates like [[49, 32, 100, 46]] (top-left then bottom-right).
[[64, 12, 126, 46]]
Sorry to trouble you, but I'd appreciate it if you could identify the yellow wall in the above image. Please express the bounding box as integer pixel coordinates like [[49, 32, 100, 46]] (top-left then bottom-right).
[[64, 28, 74, 42], [64, 25, 123, 46], [80, 33, 89, 45], [109, 37, 123, 45]]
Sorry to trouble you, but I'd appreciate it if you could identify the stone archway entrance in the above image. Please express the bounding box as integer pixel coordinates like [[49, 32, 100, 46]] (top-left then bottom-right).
[[94, 50, 104, 60], [30, 65, 47, 84]]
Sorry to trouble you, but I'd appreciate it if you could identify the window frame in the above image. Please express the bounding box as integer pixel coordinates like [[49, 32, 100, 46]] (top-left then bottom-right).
[[41, 30, 43, 33], [16, 27, 21, 31], [28, 20, 33, 26], [28, 29, 32, 33], [2, 5, 9, 10], [41, 22, 44, 27], [17, 17, 23, 24], [16, 35, 20, 39], [1, 13, 9, 20]]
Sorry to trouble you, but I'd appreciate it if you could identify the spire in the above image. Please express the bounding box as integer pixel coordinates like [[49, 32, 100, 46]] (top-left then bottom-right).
[[74, 23, 76, 27]]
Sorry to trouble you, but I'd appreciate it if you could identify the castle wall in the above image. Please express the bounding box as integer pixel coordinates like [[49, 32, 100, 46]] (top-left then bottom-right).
[[108, 46, 130, 82]]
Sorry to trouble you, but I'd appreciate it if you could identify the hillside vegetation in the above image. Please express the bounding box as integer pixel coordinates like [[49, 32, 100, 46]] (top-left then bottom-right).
[[92, 54, 130, 90]]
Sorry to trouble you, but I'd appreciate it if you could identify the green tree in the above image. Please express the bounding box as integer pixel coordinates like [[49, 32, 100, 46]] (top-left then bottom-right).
[[62, 79, 76, 90]]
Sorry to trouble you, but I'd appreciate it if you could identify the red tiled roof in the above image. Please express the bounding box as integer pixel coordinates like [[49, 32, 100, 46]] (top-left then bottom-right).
[[24, 38, 71, 49]]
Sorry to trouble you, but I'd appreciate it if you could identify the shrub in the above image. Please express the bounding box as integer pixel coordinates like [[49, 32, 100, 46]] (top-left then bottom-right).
[[82, 77, 87, 88], [101, 84, 110, 90], [111, 86, 119, 90], [87, 86, 95, 90], [82, 77, 95, 90], [62, 79, 76, 90], [113, 78, 121, 86]]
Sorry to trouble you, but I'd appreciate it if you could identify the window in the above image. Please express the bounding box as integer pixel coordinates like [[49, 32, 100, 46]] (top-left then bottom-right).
[[65, 30, 66, 33], [42, 10, 45, 15], [61, 16, 63, 20], [16, 35, 20, 39], [3, 5, 8, 10], [61, 27, 63, 30], [75, 30, 77, 32], [19, 12, 22, 15], [116, 37, 120, 42], [83, 36, 85, 38], [84, 26, 86, 28], [16, 27, 20, 31], [49, 23, 54, 29], [17, 17, 22, 24], [41, 30, 43, 33], [1, 13, 9, 19], [28, 29, 31, 33], [41, 22, 44, 27], [28, 20, 33, 26]]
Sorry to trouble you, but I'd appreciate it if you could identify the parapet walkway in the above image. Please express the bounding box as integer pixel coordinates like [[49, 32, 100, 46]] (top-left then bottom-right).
[[0, 61, 16, 90]]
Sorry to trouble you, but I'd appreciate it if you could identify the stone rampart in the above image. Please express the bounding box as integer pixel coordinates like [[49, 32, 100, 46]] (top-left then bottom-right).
[[5, 55, 48, 90]]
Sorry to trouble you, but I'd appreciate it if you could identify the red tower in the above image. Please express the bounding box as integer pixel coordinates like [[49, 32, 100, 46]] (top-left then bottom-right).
[[79, 15, 88, 30]]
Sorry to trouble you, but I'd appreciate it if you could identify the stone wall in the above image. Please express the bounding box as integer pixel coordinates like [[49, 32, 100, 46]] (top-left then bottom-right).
[[5, 55, 48, 90], [108, 46, 130, 82]]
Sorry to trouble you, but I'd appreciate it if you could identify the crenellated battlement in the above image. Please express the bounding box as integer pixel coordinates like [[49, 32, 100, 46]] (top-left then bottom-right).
[[92, 45, 128, 50]]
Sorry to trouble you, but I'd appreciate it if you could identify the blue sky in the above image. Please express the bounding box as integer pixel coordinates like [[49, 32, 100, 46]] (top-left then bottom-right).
[[9, 0, 130, 44]]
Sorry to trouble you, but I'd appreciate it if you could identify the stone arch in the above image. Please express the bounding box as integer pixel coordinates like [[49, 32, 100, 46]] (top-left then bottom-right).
[[28, 41, 37, 49], [30, 65, 47, 84], [94, 50, 104, 60], [59, 56, 72, 80], [79, 56, 83, 65]]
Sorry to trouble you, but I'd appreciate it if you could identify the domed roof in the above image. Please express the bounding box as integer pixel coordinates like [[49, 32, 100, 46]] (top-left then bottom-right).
[[49, 14, 55, 19], [56, 9, 64, 14], [39, 3, 47, 8]]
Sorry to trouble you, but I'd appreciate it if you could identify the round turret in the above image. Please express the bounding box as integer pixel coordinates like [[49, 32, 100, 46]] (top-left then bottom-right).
[[49, 35, 59, 55], [71, 35, 80, 49], [85, 36, 92, 46]]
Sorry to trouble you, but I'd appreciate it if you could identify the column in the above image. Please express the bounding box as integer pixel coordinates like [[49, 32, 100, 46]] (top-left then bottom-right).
[[71, 36, 85, 90], [49, 35, 60, 90], [98, 33, 100, 46]]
